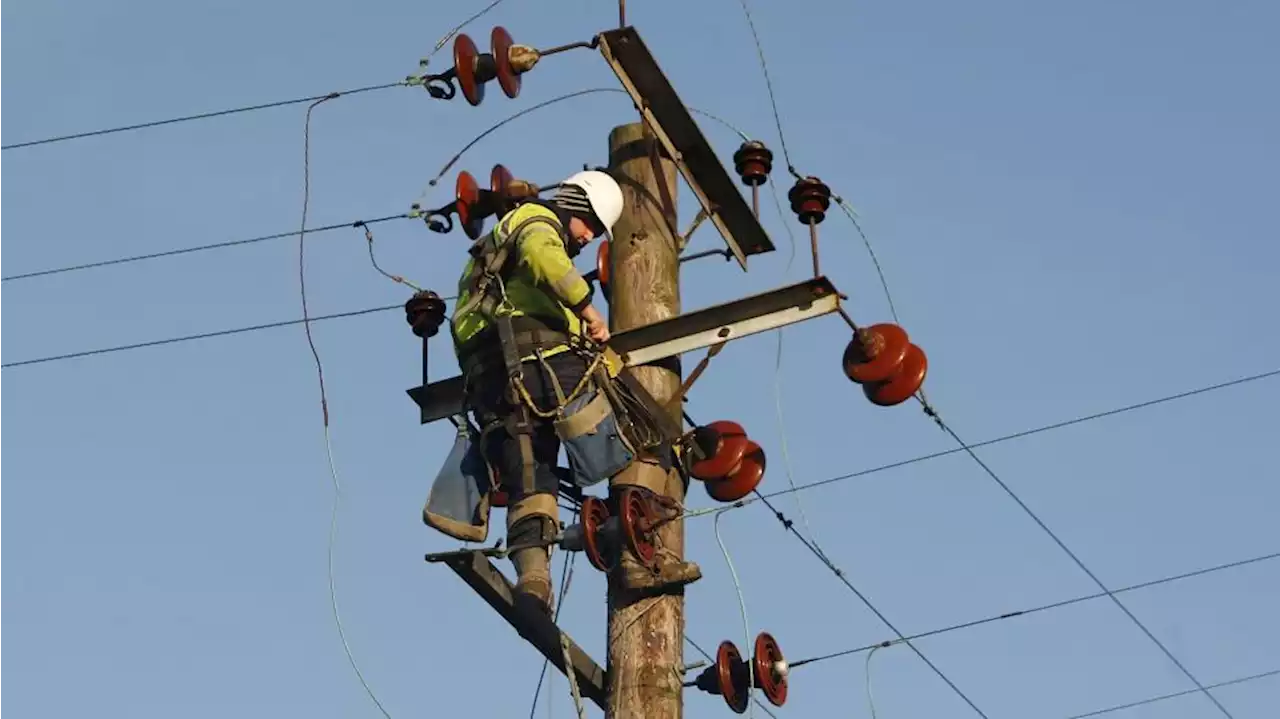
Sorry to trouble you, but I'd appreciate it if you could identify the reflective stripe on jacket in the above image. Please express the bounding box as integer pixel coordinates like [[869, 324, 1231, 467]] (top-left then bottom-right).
[[451, 201, 593, 360]]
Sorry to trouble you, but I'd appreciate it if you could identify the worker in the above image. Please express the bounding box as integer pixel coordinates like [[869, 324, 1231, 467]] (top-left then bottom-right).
[[410, 171, 621, 615]]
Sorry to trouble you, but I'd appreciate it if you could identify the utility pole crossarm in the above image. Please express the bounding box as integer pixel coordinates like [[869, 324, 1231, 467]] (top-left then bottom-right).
[[407, 276, 842, 423], [431, 550, 609, 710], [596, 26, 776, 268]]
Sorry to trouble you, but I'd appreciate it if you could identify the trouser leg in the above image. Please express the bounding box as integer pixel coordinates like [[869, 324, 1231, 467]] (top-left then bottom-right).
[[474, 351, 593, 616], [478, 414, 559, 616]]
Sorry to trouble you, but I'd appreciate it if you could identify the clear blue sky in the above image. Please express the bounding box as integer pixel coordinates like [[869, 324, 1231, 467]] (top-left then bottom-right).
[[4, 1, 1278, 717]]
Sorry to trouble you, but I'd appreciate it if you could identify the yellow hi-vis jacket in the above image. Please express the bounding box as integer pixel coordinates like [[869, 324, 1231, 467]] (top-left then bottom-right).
[[451, 201, 593, 361]]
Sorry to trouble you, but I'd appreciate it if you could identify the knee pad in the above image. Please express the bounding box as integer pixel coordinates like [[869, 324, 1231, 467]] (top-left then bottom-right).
[[507, 492, 559, 548]]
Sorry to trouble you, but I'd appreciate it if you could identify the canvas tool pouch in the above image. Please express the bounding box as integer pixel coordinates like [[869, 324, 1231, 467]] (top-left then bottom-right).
[[422, 417, 495, 542], [553, 384, 637, 488]]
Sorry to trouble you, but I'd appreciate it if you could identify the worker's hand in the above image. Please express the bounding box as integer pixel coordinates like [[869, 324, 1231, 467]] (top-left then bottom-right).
[[586, 316, 611, 344], [581, 304, 611, 344]]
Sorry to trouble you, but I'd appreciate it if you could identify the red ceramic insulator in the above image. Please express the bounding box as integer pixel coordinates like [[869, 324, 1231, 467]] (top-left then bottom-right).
[[733, 141, 774, 187], [788, 176, 832, 225]]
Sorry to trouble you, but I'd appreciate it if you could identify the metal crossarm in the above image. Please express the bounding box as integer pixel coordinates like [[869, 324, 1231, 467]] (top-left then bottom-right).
[[407, 277, 841, 423], [596, 26, 776, 269], [427, 550, 610, 710]]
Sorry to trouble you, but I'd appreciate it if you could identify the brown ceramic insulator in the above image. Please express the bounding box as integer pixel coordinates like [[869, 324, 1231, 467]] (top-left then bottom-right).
[[733, 141, 774, 187], [842, 323, 911, 384], [788, 175, 832, 224], [705, 441, 766, 503], [863, 343, 928, 407], [689, 420, 749, 481]]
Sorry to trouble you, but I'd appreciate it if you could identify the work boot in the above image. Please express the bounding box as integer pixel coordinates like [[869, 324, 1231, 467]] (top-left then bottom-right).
[[618, 551, 703, 593], [510, 546, 555, 617]]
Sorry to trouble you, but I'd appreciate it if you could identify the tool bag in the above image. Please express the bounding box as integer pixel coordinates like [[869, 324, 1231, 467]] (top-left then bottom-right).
[[553, 377, 637, 487], [422, 416, 495, 543]]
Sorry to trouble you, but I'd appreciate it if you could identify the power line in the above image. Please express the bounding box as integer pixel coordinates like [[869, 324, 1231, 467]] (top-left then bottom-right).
[[922, 405, 1238, 717], [1064, 668, 1280, 719], [750, 492, 992, 718], [0, 82, 405, 151], [754, 367, 1280, 502], [1, 215, 409, 283], [0, 301, 1271, 457], [4, 90, 750, 287], [786, 549, 1280, 669], [0, 303, 405, 369]]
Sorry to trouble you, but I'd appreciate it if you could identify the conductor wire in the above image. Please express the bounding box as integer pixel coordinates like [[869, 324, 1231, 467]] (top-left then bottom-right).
[[833, 196, 900, 326], [734, 0, 802, 180], [750, 492, 990, 718], [297, 94, 395, 719], [714, 508, 754, 717], [2, 81, 405, 151], [360, 222, 424, 292], [426, 0, 510, 61], [920, 399, 1234, 717], [864, 643, 883, 719], [416, 88, 759, 205]]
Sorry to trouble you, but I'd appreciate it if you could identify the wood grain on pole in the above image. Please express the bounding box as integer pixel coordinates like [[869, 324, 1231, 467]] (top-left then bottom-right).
[[605, 121, 685, 719]]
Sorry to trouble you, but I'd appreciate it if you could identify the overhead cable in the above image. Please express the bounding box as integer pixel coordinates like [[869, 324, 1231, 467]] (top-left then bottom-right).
[[1, 82, 405, 151], [1, 215, 410, 283], [749, 492, 992, 718], [785, 549, 1280, 669], [295, 93, 396, 719], [1064, 668, 1280, 719], [6, 91, 746, 287], [922, 402, 1238, 717], [0, 303, 407, 369]]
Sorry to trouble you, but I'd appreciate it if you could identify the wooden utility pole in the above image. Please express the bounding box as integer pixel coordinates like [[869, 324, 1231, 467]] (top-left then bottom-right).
[[605, 121, 685, 719]]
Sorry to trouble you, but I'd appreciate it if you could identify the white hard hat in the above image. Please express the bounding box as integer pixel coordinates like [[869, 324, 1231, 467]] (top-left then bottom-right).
[[559, 170, 623, 235]]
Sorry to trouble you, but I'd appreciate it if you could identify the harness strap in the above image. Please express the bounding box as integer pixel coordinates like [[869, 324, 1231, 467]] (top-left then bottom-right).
[[497, 313, 539, 495], [459, 210, 578, 499], [455, 214, 569, 322]]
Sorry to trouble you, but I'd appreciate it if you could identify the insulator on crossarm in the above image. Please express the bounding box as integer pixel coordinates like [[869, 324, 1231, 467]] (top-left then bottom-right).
[[787, 175, 831, 225], [415, 26, 590, 105], [733, 141, 773, 186], [733, 141, 773, 217], [788, 175, 832, 277]]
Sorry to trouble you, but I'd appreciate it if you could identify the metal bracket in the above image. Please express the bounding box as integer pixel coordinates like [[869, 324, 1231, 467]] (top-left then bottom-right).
[[432, 550, 609, 710], [407, 276, 841, 424], [596, 26, 776, 269]]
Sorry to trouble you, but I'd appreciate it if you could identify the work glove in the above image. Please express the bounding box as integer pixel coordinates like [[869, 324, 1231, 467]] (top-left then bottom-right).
[[404, 290, 447, 338]]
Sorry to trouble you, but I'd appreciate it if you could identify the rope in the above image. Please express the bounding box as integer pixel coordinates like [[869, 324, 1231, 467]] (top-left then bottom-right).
[[559, 631, 587, 719]]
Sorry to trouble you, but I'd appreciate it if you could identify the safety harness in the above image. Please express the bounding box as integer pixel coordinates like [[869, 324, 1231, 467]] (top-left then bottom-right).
[[454, 209, 615, 497]]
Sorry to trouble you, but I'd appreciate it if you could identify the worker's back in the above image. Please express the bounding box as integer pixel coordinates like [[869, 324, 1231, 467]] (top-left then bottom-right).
[[451, 201, 588, 359]]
